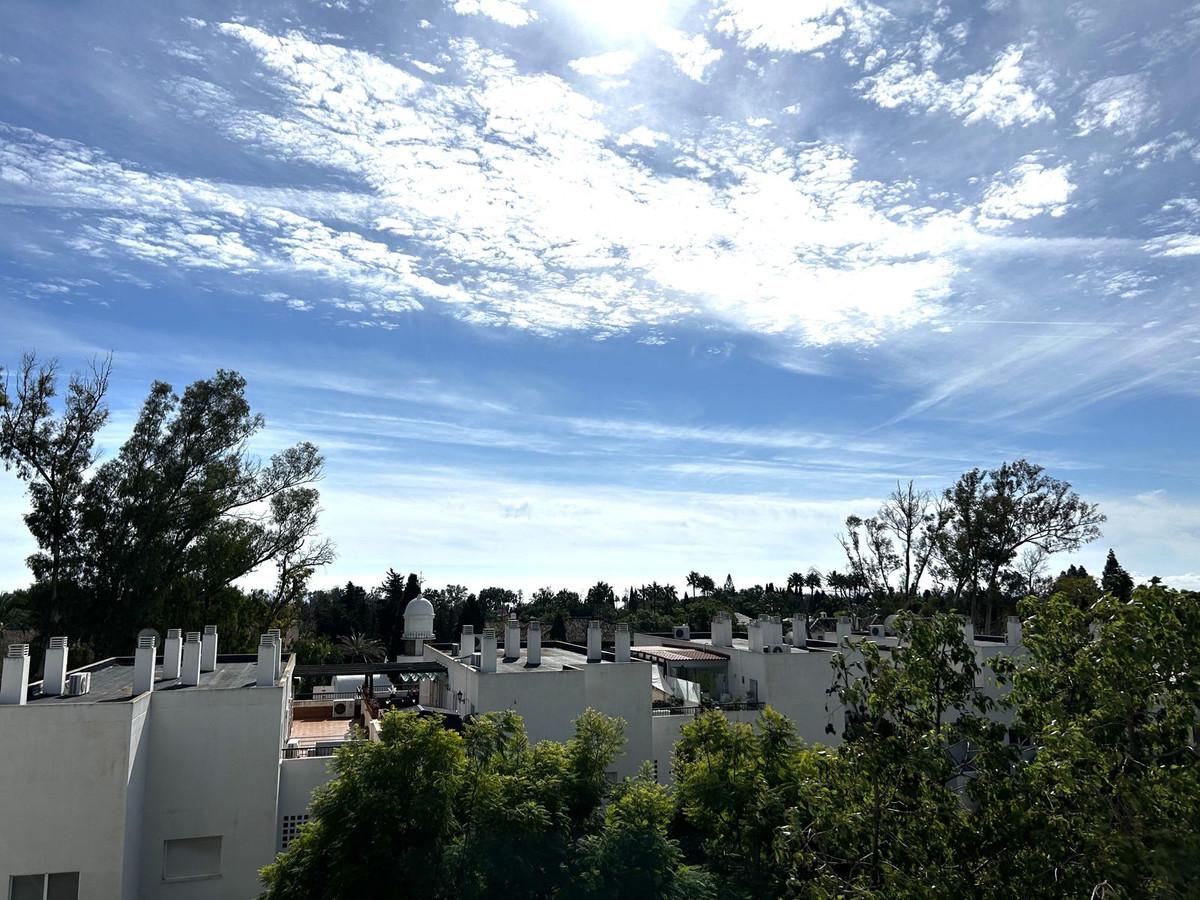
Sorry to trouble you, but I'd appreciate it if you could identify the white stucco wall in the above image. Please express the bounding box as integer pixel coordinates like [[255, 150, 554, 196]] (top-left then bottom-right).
[[0, 695, 151, 900], [137, 682, 288, 900]]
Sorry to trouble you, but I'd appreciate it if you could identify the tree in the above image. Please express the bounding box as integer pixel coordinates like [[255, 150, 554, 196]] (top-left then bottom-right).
[[0, 353, 111, 645], [260, 711, 466, 899], [839, 514, 900, 598], [877, 481, 948, 600], [3, 363, 334, 654], [1014, 546, 1049, 597], [574, 774, 714, 900], [686, 571, 703, 599], [721, 574, 735, 595], [337, 631, 384, 663], [1101, 548, 1134, 602], [585, 581, 616, 614], [937, 460, 1104, 631], [261, 708, 635, 900]]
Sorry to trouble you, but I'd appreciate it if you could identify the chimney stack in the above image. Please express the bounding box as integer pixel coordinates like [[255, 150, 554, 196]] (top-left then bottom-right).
[[200, 625, 218, 672], [961, 617, 975, 646], [836, 616, 852, 646], [459, 624, 476, 658], [133, 634, 157, 695], [479, 629, 497, 673], [526, 619, 541, 667], [44, 636, 69, 696], [587, 620, 602, 663], [792, 617, 807, 649], [1006, 616, 1022, 647], [711, 612, 733, 648], [614, 623, 631, 663], [181, 632, 202, 686], [1, 644, 31, 705], [748, 618, 764, 653], [504, 616, 521, 662], [163, 629, 183, 680], [257, 634, 277, 687], [268, 628, 282, 680]]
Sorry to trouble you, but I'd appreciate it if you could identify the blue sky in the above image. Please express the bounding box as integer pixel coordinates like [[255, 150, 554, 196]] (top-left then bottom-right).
[[1, 0, 1198, 594]]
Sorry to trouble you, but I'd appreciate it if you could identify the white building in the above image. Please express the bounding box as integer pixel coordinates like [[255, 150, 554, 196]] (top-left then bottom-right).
[[425, 618, 652, 778], [1, 601, 1026, 897], [0, 629, 302, 900]]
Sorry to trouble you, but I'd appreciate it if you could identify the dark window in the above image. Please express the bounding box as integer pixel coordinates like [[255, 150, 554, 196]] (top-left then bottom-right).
[[9, 873, 79, 900], [163, 836, 222, 881]]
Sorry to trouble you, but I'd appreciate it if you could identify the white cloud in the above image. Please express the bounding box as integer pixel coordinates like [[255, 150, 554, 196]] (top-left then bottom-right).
[[617, 126, 669, 147], [979, 160, 1075, 224], [714, 0, 886, 54], [1, 27, 989, 348], [652, 28, 723, 81], [1075, 73, 1157, 137], [1143, 233, 1200, 257], [451, 0, 535, 27], [859, 45, 1054, 127], [569, 50, 638, 78]]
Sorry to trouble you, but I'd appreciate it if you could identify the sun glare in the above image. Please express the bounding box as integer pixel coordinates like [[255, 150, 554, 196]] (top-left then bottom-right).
[[559, 0, 679, 37]]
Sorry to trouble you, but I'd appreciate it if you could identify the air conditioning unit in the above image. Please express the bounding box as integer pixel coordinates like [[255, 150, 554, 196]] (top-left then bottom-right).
[[870, 625, 885, 638], [771, 645, 786, 653], [331, 700, 354, 718], [673, 625, 690, 640], [68, 671, 91, 697]]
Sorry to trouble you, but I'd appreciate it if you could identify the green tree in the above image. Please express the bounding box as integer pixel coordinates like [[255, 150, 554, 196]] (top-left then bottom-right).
[[260, 712, 466, 899], [1101, 548, 1134, 601], [337, 631, 384, 663], [0, 353, 111, 646], [937, 460, 1104, 632], [574, 773, 714, 900]]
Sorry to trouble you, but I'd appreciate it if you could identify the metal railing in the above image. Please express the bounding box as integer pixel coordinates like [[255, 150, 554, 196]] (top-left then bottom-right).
[[651, 700, 767, 717], [281, 740, 363, 759]]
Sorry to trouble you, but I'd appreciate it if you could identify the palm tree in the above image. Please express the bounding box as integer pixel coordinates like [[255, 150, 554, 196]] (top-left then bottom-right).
[[787, 572, 804, 595], [686, 571, 702, 599], [337, 631, 384, 663]]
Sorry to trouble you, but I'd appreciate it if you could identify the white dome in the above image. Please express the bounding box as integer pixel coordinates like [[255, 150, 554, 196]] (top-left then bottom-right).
[[403, 595, 435, 640]]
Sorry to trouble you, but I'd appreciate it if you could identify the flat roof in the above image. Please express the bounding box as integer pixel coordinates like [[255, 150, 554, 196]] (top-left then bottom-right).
[[27, 656, 264, 705]]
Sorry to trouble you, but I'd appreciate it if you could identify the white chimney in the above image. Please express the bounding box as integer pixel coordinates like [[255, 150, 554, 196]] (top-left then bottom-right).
[[526, 620, 541, 667], [479, 629, 497, 673], [268, 628, 282, 680], [200, 625, 218, 672], [504, 616, 521, 662], [767, 616, 784, 648], [133, 635, 157, 695], [1, 644, 31, 705], [587, 620, 602, 663], [1006, 616, 1022, 647], [181, 632, 202, 686], [836, 616, 852, 646], [257, 634, 276, 687], [459, 624, 476, 657], [163, 629, 183, 680], [44, 636, 69, 696], [711, 612, 733, 648], [792, 617, 807, 648], [962, 617, 975, 646], [614, 623, 631, 663], [748, 618, 764, 653]]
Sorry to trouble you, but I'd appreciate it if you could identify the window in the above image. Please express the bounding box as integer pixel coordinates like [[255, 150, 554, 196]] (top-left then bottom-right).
[[280, 814, 309, 851], [8, 873, 79, 900], [162, 836, 222, 882]]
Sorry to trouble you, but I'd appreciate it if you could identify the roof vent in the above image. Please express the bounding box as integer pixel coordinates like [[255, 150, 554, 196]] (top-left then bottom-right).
[[1, 643, 31, 705], [68, 671, 92, 697]]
